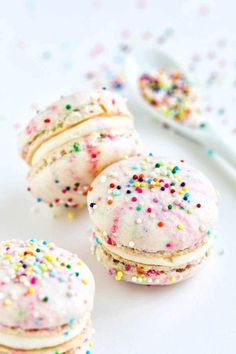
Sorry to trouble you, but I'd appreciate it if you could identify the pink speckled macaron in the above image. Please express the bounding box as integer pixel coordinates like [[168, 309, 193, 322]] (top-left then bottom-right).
[[87, 155, 218, 285], [0, 239, 95, 353], [19, 90, 142, 209]]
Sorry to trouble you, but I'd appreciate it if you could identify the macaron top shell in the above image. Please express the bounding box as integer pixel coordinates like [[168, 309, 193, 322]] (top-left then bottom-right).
[[0, 240, 95, 330], [20, 90, 132, 164], [88, 155, 218, 253]]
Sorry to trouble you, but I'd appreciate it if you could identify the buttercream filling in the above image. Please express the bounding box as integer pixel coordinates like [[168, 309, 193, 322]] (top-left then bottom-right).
[[96, 232, 214, 268], [0, 313, 89, 350], [32, 116, 133, 166]]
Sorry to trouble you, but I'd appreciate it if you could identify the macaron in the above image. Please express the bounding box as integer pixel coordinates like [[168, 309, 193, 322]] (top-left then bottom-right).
[[87, 155, 218, 285], [0, 239, 95, 353], [20, 90, 142, 208]]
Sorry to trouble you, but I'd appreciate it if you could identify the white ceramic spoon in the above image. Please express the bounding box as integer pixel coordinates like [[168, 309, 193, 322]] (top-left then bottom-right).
[[124, 46, 236, 169]]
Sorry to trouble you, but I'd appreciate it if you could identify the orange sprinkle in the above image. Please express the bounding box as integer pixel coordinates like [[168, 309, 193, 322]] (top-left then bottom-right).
[[99, 103, 107, 112], [107, 200, 113, 205], [157, 221, 164, 227]]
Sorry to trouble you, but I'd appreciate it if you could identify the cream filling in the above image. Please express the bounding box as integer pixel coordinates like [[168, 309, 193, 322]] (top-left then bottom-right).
[[0, 313, 89, 350], [100, 237, 214, 268], [32, 116, 133, 165]]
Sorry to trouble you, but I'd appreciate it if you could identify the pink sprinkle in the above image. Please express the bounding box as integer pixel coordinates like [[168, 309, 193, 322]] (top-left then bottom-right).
[[131, 197, 137, 202], [165, 242, 173, 249], [125, 264, 132, 271], [107, 237, 113, 245], [136, 187, 143, 193], [31, 276, 37, 285], [159, 179, 164, 183], [164, 183, 169, 188], [91, 153, 97, 158], [147, 207, 152, 213]]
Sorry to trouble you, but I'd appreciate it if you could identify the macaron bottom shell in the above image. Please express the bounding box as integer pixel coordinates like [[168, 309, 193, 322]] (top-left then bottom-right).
[[0, 319, 93, 354], [91, 233, 213, 286]]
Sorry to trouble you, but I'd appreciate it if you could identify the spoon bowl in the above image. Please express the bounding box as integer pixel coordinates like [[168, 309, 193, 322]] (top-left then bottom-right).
[[124, 45, 236, 169]]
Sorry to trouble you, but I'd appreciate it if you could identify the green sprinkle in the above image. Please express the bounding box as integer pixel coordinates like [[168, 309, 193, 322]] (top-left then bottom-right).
[[65, 104, 72, 110], [170, 182, 176, 186], [155, 163, 161, 168], [73, 143, 80, 152], [66, 264, 71, 269], [43, 296, 49, 302], [36, 248, 41, 253], [49, 203, 53, 208], [136, 205, 142, 211], [75, 272, 80, 277], [168, 204, 173, 210], [74, 182, 80, 187]]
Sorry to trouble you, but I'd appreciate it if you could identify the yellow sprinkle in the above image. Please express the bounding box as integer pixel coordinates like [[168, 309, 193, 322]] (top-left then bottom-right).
[[77, 203, 83, 209], [44, 254, 54, 262], [182, 186, 187, 191], [177, 224, 184, 231], [67, 212, 75, 220], [77, 261, 83, 266], [27, 268, 32, 273], [18, 252, 24, 257], [167, 165, 173, 170], [28, 287, 35, 294], [47, 242, 54, 248], [143, 156, 149, 162], [155, 181, 160, 186], [134, 182, 140, 187], [4, 255, 11, 260], [4, 299, 12, 306], [140, 182, 146, 187], [178, 191, 184, 195], [5, 242, 11, 247], [175, 175, 181, 181], [169, 276, 176, 283], [40, 264, 48, 272], [115, 271, 123, 281], [82, 279, 88, 285]]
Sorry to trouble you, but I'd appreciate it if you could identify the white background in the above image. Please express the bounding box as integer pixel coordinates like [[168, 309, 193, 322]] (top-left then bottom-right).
[[0, 1, 236, 354]]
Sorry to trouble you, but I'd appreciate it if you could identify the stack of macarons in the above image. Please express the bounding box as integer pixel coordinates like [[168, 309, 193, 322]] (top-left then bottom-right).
[[5, 89, 219, 352], [0, 239, 95, 354], [20, 90, 142, 208]]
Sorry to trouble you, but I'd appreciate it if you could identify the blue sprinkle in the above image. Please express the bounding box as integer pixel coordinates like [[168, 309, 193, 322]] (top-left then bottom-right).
[[95, 237, 101, 245], [112, 190, 121, 196], [132, 165, 139, 170], [42, 241, 47, 245], [36, 197, 42, 203], [129, 179, 135, 184], [68, 318, 75, 326], [50, 271, 57, 278]]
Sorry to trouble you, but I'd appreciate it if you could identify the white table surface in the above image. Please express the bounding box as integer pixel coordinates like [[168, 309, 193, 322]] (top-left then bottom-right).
[[0, 1, 236, 353]]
